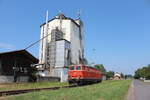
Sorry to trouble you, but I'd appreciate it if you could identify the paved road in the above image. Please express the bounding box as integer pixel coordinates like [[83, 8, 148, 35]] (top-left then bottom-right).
[[127, 80, 150, 100]]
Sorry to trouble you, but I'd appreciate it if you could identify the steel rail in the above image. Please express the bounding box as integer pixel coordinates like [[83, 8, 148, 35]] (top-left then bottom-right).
[[0, 85, 77, 97]]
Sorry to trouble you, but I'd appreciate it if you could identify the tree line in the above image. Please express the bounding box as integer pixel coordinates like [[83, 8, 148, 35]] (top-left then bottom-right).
[[134, 64, 150, 80], [94, 64, 132, 79]]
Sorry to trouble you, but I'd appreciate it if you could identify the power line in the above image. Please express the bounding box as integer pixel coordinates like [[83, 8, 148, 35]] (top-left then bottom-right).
[[25, 11, 49, 51], [24, 33, 51, 50]]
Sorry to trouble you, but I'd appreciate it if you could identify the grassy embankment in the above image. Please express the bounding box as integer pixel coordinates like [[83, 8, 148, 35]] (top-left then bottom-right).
[[4, 80, 131, 100], [0, 82, 68, 91]]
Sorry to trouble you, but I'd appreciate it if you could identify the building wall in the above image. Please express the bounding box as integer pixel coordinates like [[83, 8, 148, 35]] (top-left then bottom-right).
[[50, 67, 68, 82], [55, 40, 70, 67], [37, 76, 60, 82], [0, 60, 2, 74], [0, 55, 31, 76], [39, 16, 84, 82], [39, 18, 84, 67], [70, 21, 83, 64], [102, 75, 106, 80], [39, 19, 71, 66], [0, 76, 29, 83]]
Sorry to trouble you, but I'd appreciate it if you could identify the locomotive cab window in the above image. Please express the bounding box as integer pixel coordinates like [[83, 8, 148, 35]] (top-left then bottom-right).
[[70, 66, 74, 70], [82, 66, 85, 70], [76, 66, 81, 70]]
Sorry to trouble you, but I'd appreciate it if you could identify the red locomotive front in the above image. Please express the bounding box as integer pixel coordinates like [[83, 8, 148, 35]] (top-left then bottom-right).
[[68, 65, 102, 85]]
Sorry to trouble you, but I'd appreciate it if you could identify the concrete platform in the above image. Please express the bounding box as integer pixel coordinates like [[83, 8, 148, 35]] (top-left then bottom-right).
[[37, 76, 60, 82]]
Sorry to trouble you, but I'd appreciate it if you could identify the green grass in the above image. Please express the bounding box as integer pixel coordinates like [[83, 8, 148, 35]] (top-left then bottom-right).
[[0, 82, 68, 91], [3, 80, 131, 100]]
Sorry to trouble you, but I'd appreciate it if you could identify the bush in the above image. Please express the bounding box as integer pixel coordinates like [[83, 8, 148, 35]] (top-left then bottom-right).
[[28, 67, 37, 82]]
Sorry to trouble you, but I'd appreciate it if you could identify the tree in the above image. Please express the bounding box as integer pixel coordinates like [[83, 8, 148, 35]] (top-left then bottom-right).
[[134, 69, 141, 79], [28, 67, 38, 82], [94, 64, 106, 74], [121, 72, 124, 78], [134, 65, 150, 80], [144, 66, 150, 79], [125, 74, 133, 79], [106, 71, 114, 79]]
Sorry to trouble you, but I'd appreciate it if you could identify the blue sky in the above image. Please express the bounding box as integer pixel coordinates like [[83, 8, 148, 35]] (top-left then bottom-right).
[[0, 0, 150, 75]]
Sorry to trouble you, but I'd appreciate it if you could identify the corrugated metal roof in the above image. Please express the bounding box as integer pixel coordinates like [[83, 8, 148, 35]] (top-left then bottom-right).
[[0, 49, 38, 63], [0, 49, 24, 55]]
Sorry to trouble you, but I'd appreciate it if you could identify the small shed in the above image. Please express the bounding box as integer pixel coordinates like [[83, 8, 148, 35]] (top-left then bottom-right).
[[114, 73, 121, 80], [0, 49, 38, 83]]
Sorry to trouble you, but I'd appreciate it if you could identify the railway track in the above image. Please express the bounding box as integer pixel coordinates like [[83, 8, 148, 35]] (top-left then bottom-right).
[[0, 85, 77, 97]]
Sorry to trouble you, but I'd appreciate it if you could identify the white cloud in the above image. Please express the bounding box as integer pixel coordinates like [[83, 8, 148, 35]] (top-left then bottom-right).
[[0, 43, 16, 50]]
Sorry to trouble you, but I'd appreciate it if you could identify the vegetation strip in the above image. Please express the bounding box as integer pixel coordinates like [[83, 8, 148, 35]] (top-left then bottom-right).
[[0, 87, 59, 96], [0, 85, 78, 97], [3, 80, 131, 100], [0, 82, 68, 92]]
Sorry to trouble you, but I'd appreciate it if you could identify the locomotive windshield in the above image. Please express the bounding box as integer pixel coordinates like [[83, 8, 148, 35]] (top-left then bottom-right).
[[76, 66, 81, 70], [70, 66, 74, 70]]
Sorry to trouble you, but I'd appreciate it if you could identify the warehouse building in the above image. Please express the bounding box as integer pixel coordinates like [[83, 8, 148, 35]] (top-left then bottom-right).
[[0, 49, 38, 83], [38, 13, 85, 82]]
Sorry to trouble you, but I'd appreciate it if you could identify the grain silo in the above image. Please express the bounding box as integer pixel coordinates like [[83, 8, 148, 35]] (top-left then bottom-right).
[[38, 12, 84, 82]]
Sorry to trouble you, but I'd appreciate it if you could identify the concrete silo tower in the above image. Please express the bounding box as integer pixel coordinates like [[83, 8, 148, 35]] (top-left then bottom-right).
[[38, 12, 84, 82]]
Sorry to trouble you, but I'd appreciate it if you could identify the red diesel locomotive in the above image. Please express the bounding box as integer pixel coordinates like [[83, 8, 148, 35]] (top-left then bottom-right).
[[68, 65, 103, 85]]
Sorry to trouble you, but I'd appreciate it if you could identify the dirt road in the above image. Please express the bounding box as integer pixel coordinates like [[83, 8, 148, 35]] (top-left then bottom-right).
[[127, 80, 150, 100]]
